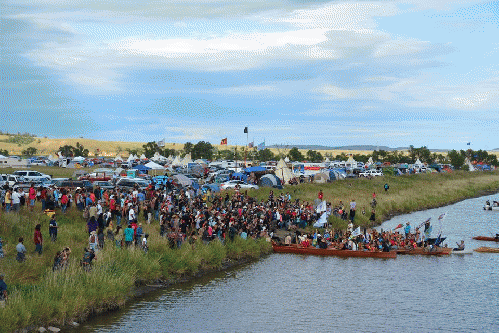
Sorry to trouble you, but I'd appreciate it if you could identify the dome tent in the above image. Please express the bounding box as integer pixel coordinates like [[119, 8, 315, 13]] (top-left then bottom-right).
[[258, 174, 282, 189]]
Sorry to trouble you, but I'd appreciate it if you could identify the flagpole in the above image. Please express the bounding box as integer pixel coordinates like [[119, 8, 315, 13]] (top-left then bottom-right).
[[245, 127, 248, 167]]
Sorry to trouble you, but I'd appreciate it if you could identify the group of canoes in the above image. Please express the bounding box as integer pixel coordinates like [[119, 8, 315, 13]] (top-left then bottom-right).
[[483, 200, 499, 211]]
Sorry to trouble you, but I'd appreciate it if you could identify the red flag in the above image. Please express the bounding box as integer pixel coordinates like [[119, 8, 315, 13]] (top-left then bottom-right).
[[220, 138, 227, 145], [394, 223, 403, 230]]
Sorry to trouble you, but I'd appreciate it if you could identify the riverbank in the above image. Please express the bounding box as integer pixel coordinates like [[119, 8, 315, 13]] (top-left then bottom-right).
[[1, 170, 499, 332]]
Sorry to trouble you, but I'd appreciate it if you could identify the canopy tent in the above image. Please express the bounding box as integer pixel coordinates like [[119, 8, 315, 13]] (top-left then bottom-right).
[[258, 174, 283, 189], [274, 159, 296, 185], [133, 164, 151, 172], [145, 161, 164, 170], [73, 156, 85, 162], [231, 172, 248, 182], [171, 174, 199, 189], [313, 172, 330, 183], [245, 166, 266, 173]]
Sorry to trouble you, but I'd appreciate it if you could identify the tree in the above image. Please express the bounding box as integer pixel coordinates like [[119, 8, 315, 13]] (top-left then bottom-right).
[[22, 147, 37, 157], [142, 142, 161, 158], [0, 149, 8, 156], [191, 141, 214, 160], [257, 148, 275, 162], [288, 147, 304, 161], [447, 150, 465, 169], [73, 142, 89, 157], [183, 142, 193, 155], [306, 150, 323, 162]]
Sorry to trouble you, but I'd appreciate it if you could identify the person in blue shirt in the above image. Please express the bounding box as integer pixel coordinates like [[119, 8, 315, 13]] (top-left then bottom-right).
[[0, 273, 8, 308], [404, 222, 411, 238]]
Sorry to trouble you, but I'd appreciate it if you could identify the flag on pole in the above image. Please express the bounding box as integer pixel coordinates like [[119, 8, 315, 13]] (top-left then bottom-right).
[[467, 142, 471, 145], [394, 223, 403, 230], [244, 127, 248, 133], [220, 138, 227, 145], [351, 226, 361, 237], [257, 141, 265, 151]]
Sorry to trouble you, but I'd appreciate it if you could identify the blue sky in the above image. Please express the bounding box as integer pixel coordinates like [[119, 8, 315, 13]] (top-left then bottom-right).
[[1, 0, 498, 150]]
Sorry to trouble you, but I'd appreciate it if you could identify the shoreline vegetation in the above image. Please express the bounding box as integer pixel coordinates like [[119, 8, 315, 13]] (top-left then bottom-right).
[[1, 171, 499, 332]]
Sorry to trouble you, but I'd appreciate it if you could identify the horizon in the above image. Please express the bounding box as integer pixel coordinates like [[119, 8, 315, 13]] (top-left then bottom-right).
[[2, 0, 499, 150]]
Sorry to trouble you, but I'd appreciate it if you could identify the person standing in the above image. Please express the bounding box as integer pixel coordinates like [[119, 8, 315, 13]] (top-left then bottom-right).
[[349, 199, 356, 222], [40, 186, 47, 211], [28, 183, 36, 211], [60, 191, 69, 214], [0, 273, 8, 308], [124, 224, 134, 247], [4, 189, 12, 212], [11, 188, 21, 212], [49, 215, 58, 242], [318, 190, 324, 200], [384, 183, 389, 192], [34, 224, 43, 255], [16, 237, 27, 262]]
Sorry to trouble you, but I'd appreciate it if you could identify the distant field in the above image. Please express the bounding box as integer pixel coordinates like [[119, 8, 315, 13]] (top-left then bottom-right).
[[1, 134, 497, 158]]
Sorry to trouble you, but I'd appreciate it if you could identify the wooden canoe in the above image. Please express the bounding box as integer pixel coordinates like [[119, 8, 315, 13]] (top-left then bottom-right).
[[272, 244, 397, 258], [472, 236, 499, 242], [474, 247, 499, 253], [396, 247, 452, 256]]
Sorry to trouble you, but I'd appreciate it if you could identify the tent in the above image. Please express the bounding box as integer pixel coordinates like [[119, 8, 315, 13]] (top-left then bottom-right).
[[145, 161, 164, 170], [231, 172, 248, 182], [133, 164, 151, 173], [140, 154, 147, 160], [114, 154, 123, 162], [73, 156, 85, 162], [172, 156, 182, 167], [274, 159, 296, 185], [171, 174, 199, 189], [345, 155, 357, 169], [313, 172, 330, 183], [258, 174, 282, 189], [245, 166, 266, 173], [152, 152, 167, 162]]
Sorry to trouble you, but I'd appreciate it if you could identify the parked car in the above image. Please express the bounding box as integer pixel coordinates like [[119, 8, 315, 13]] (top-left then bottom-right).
[[92, 181, 115, 190], [220, 180, 259, 190], [115, 177, 150, 191], [53, 179, 93, 191], [359, 169, 384, 177], [12, 170, 51, 182]]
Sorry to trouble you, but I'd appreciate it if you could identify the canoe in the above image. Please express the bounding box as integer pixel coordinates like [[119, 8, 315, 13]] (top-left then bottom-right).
[[272, 244, 397, 258], [451, 249, 473, 255], [474, 247, 499, 253], [472, 236, 499, 242], [396, 247, 452, 256]]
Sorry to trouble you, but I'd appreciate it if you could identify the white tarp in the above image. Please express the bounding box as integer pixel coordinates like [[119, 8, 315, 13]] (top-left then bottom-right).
[[145, 161, 164, 170]]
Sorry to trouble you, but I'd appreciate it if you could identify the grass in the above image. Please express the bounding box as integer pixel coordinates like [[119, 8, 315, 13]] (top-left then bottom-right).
[[0, 205, 272, 332], [1, 170, 499, 331]]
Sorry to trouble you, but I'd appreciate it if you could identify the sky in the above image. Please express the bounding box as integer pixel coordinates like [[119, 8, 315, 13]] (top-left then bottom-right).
[[1, 0, 498, 150]]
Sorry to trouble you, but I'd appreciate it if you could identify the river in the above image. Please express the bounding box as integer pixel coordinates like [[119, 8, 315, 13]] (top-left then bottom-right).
[[74, 194, 499, 332]]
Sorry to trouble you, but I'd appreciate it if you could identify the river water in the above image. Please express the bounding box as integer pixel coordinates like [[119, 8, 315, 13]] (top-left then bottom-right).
[[75, 194, 499, 333]]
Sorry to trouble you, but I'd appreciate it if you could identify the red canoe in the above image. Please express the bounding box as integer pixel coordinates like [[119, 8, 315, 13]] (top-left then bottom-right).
[[396, 247, 452, 256], [272, 244, 397, 258], [472, 236, 499, 242]]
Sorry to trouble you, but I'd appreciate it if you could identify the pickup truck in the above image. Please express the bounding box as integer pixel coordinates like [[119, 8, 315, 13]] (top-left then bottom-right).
[[359, 169, 384, 177]]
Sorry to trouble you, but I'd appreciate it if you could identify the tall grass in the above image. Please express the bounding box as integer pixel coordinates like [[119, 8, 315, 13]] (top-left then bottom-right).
[[0, 203, 272, 331]]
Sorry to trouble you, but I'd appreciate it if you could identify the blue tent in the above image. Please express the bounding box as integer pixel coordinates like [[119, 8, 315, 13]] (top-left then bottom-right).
[[245, 166, 267, 173], [133, 164, 151, 172], [231, 172, 248, 182], [259, 174, 282, 189]]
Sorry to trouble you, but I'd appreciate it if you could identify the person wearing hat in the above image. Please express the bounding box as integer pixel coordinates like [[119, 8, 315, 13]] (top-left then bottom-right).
[[0, 273, 8, 308], [89, 230, 98, 253]]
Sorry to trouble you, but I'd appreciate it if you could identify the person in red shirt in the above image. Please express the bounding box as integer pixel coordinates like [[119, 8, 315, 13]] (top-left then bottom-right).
[[60, 191, 69, 213], [28, 184, 36, 211], [318, 190, 324, 200], [40, 187, 47, 211], [34, 224, 43, 255]]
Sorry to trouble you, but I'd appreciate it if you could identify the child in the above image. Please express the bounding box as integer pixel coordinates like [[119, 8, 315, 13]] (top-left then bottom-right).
[[49, 215, 58, 242]]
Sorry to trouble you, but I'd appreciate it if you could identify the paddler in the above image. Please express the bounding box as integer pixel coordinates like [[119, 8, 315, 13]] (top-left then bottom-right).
[[453, 240, 465, 251]]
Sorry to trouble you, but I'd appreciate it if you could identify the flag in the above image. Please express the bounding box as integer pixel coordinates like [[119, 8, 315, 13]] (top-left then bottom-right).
[[316, 200, 327, 213], [244, 127, 248, 133], [467, 142, 471, 145], [220, 138, 227, 145], [394, 223, 403, 230], [248, 142, 254, 148], [313, 212, 328, 227], [257, 141, 265, 151], [351, 226, 361, 237]]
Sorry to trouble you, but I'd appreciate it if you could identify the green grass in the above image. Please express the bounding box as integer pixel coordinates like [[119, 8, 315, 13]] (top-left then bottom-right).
[[0, 205, 272, 332], [1, 170, 499, 331]]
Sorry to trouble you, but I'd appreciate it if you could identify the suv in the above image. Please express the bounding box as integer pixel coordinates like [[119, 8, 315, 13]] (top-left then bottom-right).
[[116, 178, 150, 191], [12, 170, 51, 183], [359, 169, 384, 177]]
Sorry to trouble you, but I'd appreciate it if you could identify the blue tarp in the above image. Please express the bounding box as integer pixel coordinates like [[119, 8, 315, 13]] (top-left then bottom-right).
[[245, 166, 266, 173], [133, 164, 151, 171], [231, 172, 248, 182]]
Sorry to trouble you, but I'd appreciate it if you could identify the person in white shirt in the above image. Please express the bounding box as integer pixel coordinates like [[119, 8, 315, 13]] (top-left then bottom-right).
[[11, 189, 22, 212], [128, 205, 136, 223]]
